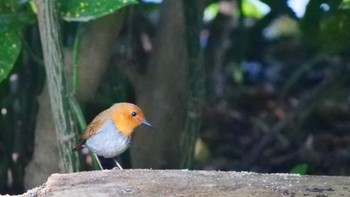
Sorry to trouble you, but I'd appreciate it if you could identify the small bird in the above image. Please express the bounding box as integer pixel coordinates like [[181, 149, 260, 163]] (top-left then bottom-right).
[[73, 102, 151, 170]]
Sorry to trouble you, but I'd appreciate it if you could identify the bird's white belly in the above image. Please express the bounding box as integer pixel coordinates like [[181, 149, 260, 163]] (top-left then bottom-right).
[[86, 119, 130, 158]]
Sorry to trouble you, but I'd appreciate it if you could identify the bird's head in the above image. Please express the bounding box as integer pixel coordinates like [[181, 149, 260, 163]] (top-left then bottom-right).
[[110, 103, 151, 136]]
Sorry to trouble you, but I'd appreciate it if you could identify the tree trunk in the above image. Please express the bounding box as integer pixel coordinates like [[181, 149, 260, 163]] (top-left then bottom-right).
[[130, 0, 188, 168], [76, 11, 124, 103], [180, 0, 205, 168], [24, 85, 60, 189]]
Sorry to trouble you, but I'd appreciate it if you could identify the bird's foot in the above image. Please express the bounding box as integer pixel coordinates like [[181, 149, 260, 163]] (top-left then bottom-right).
[[113, 159, 123, 170]]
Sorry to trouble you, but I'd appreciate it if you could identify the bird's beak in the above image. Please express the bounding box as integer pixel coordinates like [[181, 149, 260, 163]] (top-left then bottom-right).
[[141, 120, 152, 127]]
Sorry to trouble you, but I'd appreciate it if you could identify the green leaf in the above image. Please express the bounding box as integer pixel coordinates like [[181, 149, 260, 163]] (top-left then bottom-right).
[[59, 0, 138, 22], [242, 0, 264, 19], [340, 0, 350, 9], [0, 1, 14, 13], [0, 11, 36, 33], [0, 31, 21, 84], [290, 163, 308, 175], [0, 1, 37, 33], [203, 3, 218, 22]]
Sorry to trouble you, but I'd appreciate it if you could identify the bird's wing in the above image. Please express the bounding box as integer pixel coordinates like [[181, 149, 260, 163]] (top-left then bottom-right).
[[79, 110, 110, 141]]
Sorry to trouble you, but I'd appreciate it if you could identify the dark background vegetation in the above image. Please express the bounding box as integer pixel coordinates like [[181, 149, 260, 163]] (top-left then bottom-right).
[[1, 0, 350, 194]]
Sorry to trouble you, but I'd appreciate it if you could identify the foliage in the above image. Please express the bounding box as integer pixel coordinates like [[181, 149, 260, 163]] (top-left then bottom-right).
[[290, 164, 308, 175], [301, 0, 350, 53], [0, 0, 137, 84], [241, 0, 266, 18], [2, 0, 350, 194], [58, 0, 138, 22], [340, 0, 350, 8], [0, 0, 35, 84], [0, 31, 21, 84]]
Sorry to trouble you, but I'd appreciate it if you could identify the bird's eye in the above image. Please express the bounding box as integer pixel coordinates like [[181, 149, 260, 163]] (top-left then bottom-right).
[[131, 111, 137, 117]]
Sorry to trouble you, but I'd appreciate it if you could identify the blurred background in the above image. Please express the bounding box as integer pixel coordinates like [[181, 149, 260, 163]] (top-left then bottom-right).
[[1, 0, 350, 194]]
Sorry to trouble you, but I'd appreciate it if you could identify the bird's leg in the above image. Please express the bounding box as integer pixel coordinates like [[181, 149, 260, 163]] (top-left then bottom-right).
[[93, 153, 104, 170], [113, 158, 123, 170]]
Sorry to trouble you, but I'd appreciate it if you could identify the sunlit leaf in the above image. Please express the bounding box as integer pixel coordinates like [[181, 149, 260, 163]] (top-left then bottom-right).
[[290, 163, 308, 175], [0, 31, 21, 84], [233, 63, 244, 84], [263, 16, 300, 40], [29, 0, 37, 14], [203, 3, 218, 22], [59, 0, 138, 22], [242, 0, 265, 19], [340, 0, 350, 9]]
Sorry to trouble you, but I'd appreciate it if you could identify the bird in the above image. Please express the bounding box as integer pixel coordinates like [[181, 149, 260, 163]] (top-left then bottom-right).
[[73, 102, 151, 170]]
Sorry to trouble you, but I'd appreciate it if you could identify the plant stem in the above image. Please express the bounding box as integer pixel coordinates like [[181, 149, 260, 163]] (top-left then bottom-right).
[[34, 0, 80, 172]]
